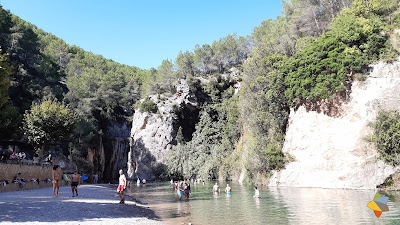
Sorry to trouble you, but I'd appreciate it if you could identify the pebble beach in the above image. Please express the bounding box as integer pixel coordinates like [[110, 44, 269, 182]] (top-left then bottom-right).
[[0, 184, 162, 225]]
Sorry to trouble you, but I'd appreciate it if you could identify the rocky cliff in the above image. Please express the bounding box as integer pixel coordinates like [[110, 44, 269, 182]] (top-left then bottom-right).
[[87, 122, 131, 181], [269, 58, 400, 189], [127, 79, 198, 180]]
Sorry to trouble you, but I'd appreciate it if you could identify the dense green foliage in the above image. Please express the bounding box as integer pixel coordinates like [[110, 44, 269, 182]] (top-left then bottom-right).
[[241, 55, 290, 175], [285, 8, 395, 103], [23, 99, 77, 156], [0, 50, 11, 108], [369, 110, 400, 166], [166, 94, 241, 179], [165, 0, 400, 182], [1, 0, 400, 182], [0, 5, 146, 163], [139, 99, 158, 113]]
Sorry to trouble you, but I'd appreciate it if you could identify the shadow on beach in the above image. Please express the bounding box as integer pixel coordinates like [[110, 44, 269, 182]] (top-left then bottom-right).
[[0, 184, 160, 223]]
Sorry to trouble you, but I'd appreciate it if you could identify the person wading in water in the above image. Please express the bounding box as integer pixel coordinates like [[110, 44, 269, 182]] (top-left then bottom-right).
[[213, 183, 220, 195], [225, 184, 232, 195], [117, 169, 127, 204], [177, 180, 185, 200]]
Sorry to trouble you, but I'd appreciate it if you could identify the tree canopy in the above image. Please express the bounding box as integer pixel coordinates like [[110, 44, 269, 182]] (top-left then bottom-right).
[[23, 99, 77, 156]]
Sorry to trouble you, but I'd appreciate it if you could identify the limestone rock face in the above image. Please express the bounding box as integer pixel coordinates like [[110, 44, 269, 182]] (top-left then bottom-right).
[[269, 58, 400, 189], [127, 79, 196, 180]]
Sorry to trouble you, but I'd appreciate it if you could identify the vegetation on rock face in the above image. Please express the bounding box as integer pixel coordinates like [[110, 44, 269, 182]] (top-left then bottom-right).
[[139, 99, 158, 113], [1, 0, 400, 181], [285, 6, 396, 104], [369, 110, 400, 166], [164, 0, 400, 182]]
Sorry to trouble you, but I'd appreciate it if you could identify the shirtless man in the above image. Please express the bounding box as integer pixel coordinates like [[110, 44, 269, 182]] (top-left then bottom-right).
[[225, 184, 232, 195], [213, 183, 220, 194], [52, 165, 62, 197], [71, 170, 80, 197], [117, 169, 127, 204]]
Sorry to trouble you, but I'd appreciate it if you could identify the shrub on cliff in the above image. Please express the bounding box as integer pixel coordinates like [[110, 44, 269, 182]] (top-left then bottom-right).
[[284, 8, 394, 104], [139, 99, 158, 113], [369, 110, 400, 166]]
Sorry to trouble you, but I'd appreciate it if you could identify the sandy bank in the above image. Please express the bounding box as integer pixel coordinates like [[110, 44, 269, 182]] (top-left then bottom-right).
[[0, 184, 162, 225]]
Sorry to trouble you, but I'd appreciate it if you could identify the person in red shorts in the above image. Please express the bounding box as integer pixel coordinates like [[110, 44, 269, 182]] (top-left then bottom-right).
[[117, 169, 127, 204]]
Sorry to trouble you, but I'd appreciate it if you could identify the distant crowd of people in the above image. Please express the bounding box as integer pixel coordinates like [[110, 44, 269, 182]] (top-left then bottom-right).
[[166, 178, 260, 201], [3, 166, 262, 206], [0, 146, 27, 162], [0, 172, 54, 188]]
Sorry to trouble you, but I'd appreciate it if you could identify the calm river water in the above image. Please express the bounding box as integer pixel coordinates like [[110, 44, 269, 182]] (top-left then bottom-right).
[[127, 181, 400, 225]]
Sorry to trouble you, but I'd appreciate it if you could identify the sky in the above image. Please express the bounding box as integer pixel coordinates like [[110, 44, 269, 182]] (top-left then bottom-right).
[[0, 0, 283, 70]]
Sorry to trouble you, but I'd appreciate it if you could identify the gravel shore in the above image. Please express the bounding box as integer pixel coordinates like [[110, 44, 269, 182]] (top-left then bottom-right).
[[0, 184, 162, 225]]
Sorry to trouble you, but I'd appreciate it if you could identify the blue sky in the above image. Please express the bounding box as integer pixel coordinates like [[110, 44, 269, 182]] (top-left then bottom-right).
[[0, 0, 283, 69]]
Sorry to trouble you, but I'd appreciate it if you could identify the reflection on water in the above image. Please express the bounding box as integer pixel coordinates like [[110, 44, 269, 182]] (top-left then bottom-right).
[[127, 182, 400, 225]]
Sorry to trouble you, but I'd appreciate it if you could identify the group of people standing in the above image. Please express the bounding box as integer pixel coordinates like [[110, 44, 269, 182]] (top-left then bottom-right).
[[212, 182, 260, 198], [51, 165, 81, 198], [172, 180, 191, 200], [170, 180, 261, 200]]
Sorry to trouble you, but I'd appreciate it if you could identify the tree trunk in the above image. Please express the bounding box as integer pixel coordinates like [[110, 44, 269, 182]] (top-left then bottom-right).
[[311, 7, 321, 33]]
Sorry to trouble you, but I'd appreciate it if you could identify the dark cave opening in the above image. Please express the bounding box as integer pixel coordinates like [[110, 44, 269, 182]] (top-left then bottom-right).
[[174, 104, 200, 142]]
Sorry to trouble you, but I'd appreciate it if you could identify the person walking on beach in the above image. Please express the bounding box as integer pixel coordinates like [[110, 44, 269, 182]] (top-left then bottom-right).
[[117, 169, 127, 204], [93, 174, 98, 184], [52, 165, 62, 197], [225, 184, 231, 195], [71, 170, 80, 197], [213, 183, 220, 194]]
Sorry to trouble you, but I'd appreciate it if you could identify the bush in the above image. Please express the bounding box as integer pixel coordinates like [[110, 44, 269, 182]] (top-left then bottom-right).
[[284, 10, 393, 105], [369, 110, 400, 165], [139, 99, 158, 113]]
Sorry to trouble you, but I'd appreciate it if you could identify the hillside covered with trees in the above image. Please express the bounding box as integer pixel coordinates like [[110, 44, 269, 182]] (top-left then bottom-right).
[[1, 0, 400, 182]]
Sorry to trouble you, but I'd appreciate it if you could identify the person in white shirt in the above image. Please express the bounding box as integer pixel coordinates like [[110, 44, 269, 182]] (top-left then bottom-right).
[[117, 170, 127, 204]]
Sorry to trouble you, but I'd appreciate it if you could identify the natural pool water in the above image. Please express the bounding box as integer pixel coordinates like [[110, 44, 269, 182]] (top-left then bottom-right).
[[127, 181, 400, 225]]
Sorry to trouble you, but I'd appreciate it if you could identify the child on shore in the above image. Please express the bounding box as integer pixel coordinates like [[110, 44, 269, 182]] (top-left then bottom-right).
[[71, 170, 80, 197]]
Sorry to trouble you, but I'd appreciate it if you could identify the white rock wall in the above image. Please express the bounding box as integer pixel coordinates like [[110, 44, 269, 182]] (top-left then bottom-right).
[[269, 58, 400, 189]]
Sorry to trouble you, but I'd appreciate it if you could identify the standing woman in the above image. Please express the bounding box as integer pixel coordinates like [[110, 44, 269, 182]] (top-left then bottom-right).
[[184, 181, 191, 200], [52, 165, 62, 197]]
